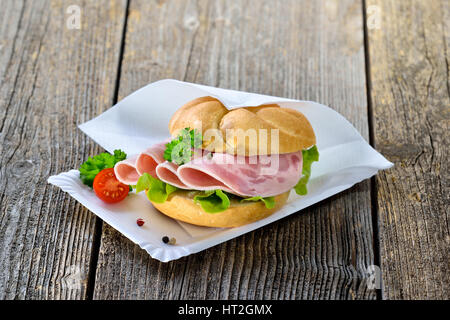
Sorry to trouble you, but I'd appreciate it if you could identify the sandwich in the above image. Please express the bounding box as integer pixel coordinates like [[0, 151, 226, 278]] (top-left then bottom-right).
[[113, 96, 318, 227]]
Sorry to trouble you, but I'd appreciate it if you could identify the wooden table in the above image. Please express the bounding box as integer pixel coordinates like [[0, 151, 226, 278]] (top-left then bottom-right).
[[0, 0, 448, 300]]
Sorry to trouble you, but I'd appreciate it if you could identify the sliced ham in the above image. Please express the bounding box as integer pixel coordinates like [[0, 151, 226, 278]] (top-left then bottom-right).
[[114, 155, 139, 185], [155, 161, 188, 189], [114, 141, 190, 189], [177, 151, 302, 197], [114, 140, 303, 197], [114, 142, 167, 185], [135, 142, 167, 177]]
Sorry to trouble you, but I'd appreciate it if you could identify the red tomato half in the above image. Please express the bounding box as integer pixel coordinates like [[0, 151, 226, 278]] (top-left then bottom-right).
[[93, 168, 129, 203]]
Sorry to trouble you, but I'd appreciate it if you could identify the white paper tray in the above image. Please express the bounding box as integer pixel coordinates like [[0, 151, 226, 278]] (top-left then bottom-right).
[[48, 79, 393, 262]]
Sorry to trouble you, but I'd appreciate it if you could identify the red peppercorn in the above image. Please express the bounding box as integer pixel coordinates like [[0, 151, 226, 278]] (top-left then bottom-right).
[[136, 218, 145, 226]]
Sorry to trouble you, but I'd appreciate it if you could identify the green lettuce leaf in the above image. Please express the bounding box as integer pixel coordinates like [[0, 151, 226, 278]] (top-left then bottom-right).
[[135, 173, 178, 203], [135, 172, 152, 193], [136, 172, 280, 213], [165, 183, 178, 196], [294, 145, 319, 195], [194, 190, 231, 213], [240, 196, 275, 209], [146, 179, 170, 203]]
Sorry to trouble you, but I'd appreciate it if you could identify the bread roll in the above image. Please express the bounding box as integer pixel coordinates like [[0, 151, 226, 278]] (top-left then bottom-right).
[[168, 96, 316, 156]]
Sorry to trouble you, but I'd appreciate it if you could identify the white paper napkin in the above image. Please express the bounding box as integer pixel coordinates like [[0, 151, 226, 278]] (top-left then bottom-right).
[[48, 79, 393, 262]]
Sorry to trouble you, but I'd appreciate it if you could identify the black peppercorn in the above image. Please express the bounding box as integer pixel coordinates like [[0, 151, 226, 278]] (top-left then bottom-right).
[[162, 236, 176, 245]]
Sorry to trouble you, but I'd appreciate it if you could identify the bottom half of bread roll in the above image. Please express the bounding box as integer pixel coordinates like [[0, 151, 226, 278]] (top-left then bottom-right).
[[151, 190, 290, 228]]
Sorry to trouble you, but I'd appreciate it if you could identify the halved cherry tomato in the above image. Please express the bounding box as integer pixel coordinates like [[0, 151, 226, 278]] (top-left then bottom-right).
[[93, 168, 129, 203]]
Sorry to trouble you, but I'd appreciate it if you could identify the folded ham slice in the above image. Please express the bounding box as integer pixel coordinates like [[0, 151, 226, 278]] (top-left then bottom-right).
[[135, 141, 166, 177], [114, 142, 190, 189], [177, 152, 302, 197], [114, 142, 165, 185], [113, 155, 139, 185], [114, 141, 303, 197], [155, 161, 188, 189]]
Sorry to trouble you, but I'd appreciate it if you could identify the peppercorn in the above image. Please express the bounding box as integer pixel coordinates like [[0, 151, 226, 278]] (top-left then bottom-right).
[[136, 218, 145, 226], [162, 236, 176, 245]]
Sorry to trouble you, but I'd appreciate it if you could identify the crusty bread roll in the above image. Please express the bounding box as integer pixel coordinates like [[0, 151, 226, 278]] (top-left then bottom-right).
[[151, 190, 290, 228], [169, 96, 316, 156]]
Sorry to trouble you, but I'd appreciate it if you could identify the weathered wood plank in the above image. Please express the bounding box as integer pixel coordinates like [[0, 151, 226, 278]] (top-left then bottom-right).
[[366, 0, 449, 299], [93, 0, 376, 299], [0, 0, 127, 299]]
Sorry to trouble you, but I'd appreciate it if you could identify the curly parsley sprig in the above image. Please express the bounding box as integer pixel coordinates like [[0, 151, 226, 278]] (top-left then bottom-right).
[[79, 149, 127, 187], [164, 128, 202, 165]]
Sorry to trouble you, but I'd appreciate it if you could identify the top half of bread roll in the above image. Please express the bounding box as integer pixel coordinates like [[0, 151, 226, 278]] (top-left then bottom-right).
[[168, 96, 316, 156]]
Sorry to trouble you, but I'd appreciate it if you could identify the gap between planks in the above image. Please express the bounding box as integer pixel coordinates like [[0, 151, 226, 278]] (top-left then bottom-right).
[[85, 0, 131, 301], [362, 0, 382, 300]]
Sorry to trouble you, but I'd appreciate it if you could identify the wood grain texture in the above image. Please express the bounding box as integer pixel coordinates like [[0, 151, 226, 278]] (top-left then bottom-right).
[[93, 0, 377, 300], [366, 0, 449, 299], [0, 0, 127, 299]]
